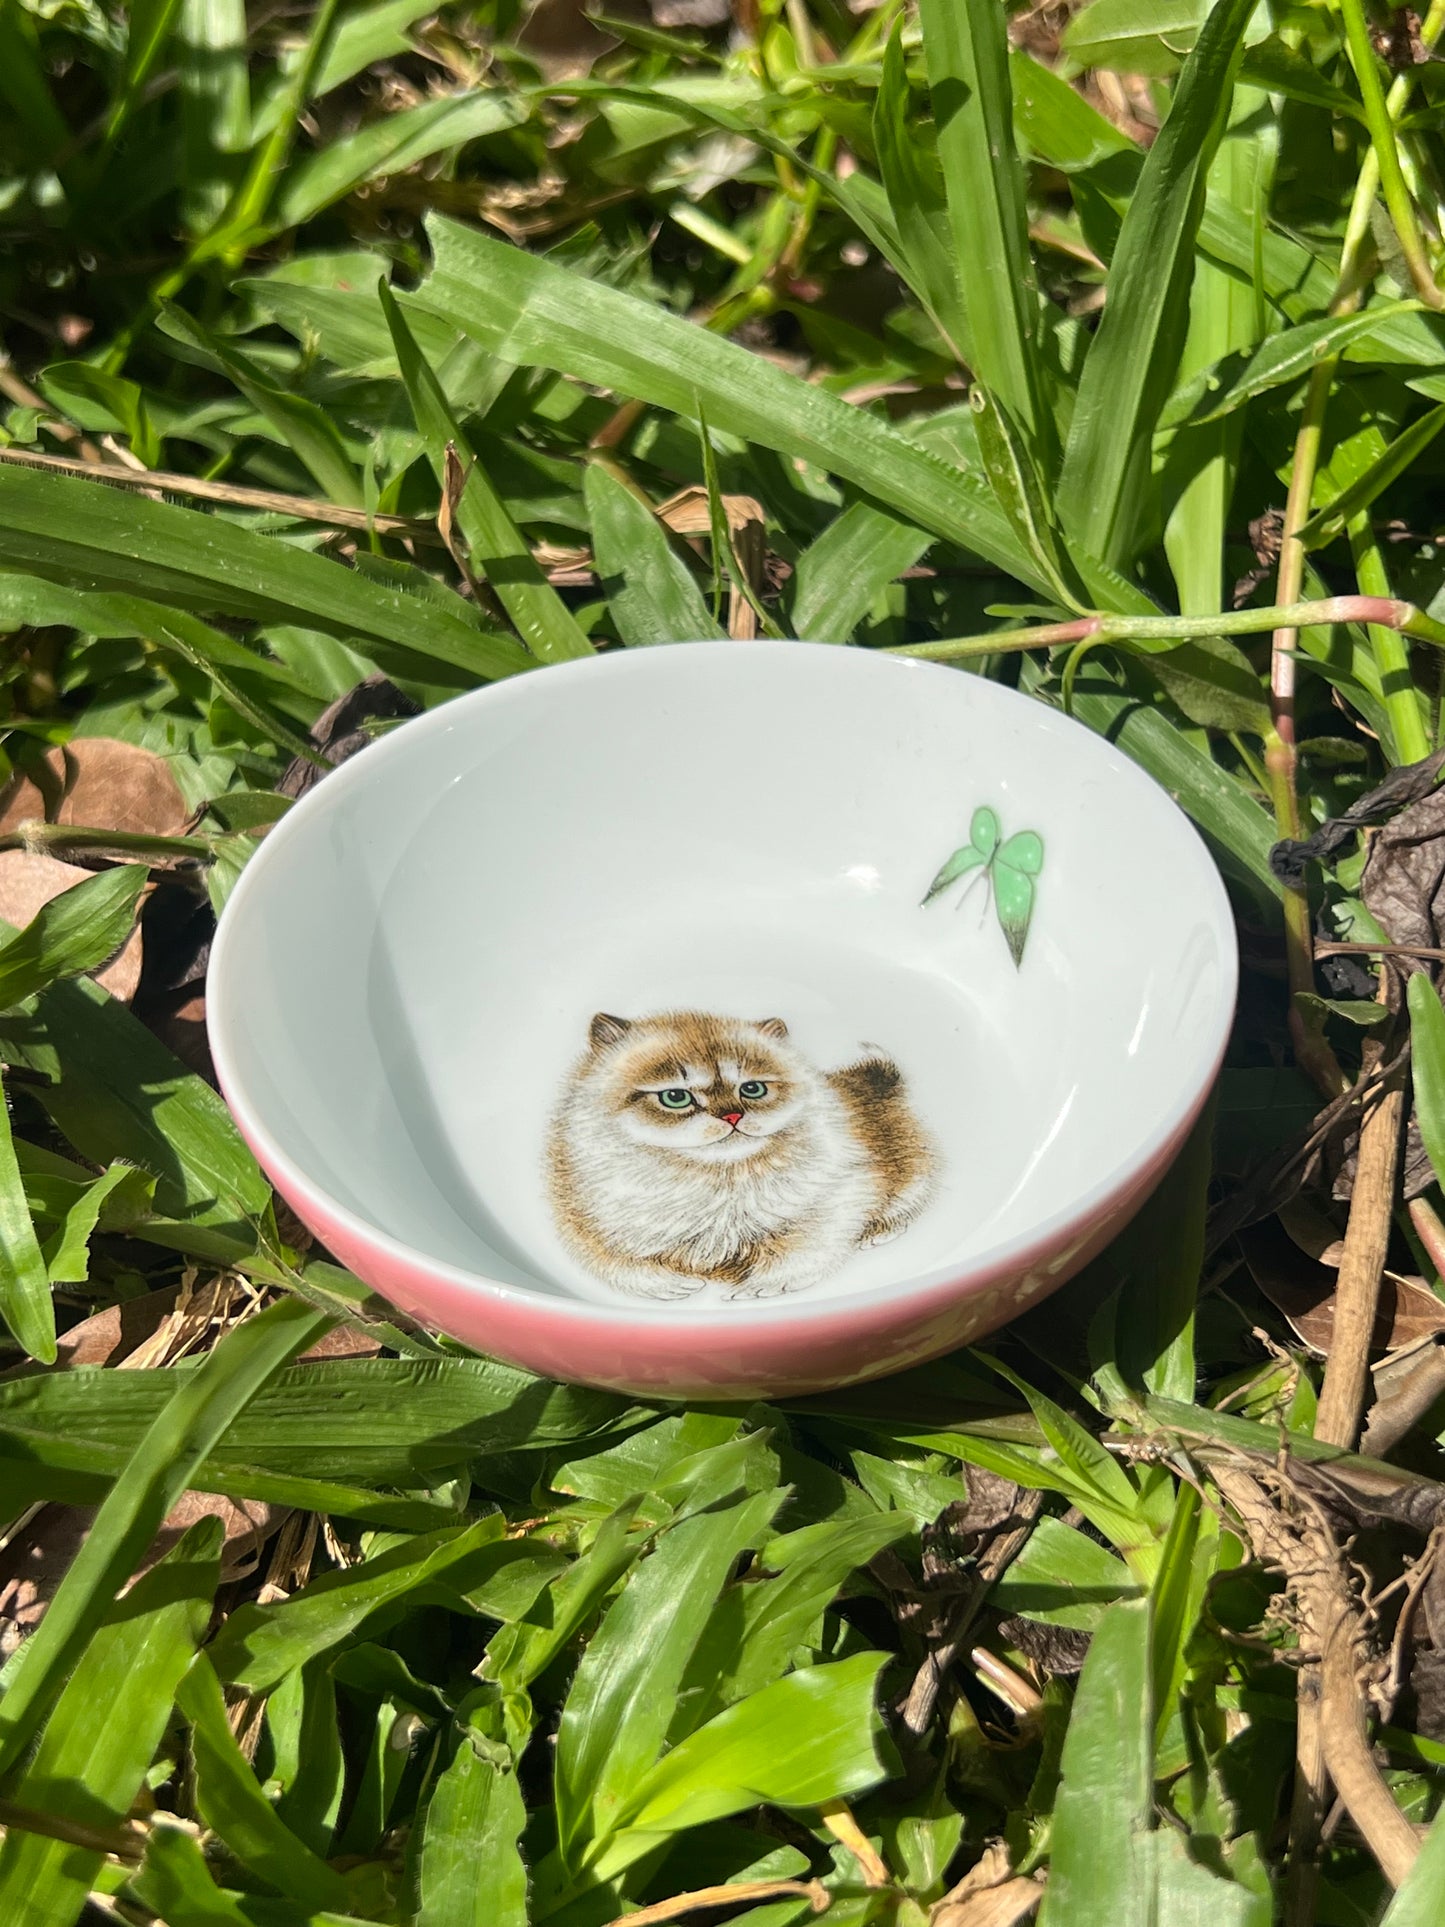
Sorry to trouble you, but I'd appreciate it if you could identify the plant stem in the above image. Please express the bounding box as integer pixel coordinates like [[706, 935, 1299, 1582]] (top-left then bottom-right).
[[1337, 0, 1444, 309], [885, 595, 1445, 663], [0, 821, 215, 862]]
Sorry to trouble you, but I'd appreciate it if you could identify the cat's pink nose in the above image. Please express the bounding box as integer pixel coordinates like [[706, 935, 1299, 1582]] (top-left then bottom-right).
[[722, 1111, 743, 1127]]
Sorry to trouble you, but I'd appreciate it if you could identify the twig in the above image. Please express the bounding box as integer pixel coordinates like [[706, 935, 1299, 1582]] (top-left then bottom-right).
[[819, 1800, 889, 1887], [1315, 1008, 1408, 1450], [901, 1489, 1045, 1735], [0, 1797, 146, 1863], [0, 444, 424, 538], [601, 1878, 830, 1925], [1319, 1605, 1424, 1884]]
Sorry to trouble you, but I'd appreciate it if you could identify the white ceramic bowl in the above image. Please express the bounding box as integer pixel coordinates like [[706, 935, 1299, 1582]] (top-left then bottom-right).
[[208, 640, 1237, 1398]]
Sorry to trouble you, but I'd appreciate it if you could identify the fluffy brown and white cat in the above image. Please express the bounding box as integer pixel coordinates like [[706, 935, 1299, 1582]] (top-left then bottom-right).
[[546, 1010, 935, 1299]]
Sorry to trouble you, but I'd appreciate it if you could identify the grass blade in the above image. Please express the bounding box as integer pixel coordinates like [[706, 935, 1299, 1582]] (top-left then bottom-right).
[[0, 1294, 332, 1776], [0, 1070, 55, 1365], [416, 217, 1044, 589], [0, 866, 148, 1011], [1037, 1598, 1154, 1927], [1409, 972, 1445, 1188], [1298, 405, 1445, 550], [1057, 0, 1256, 567], [0, 1519, 222, 1927], [871, 25, 969, 362], [415, 1706, 529, 1927], [917, 0, 1054, 451], [555, 1485, 782, 1865], [0, 463, 529, 684], [380, 280, 593, 664], [584, 462, 723, 645], [177, 1654, 348, 1909], [790, 502, 932, 642]]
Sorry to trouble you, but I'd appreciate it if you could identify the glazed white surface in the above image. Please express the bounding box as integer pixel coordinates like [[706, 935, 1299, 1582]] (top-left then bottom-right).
[[210, 641, 1235, 1316]]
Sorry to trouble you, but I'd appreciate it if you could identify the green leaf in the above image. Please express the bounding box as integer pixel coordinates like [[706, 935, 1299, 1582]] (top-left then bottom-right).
[[0, 1353, 632, 1493], [1027, 652, 1281, 901], [871, 26, 969, 362], [555, 1485, 782, 1864], [161, 304, 362, 506], [0, 1519, 221, 1927], [0, 973, 271, 1254], [991, 1517, 1141, 1629], [790, 501, 932, 643], [1161, 307, 1424, 431], [1138, 633, 1271, 736], [209, 1515, 508, 1691], [0, 463, 529, 684], [43, 1163, 154, 1284], [1381, 1797, 1445, 1924], [414, 217, 1044, 589], [1298, 405, 1445, 551], [0, 1295, 332, 1778], [584, 462, 723, 646], [1057, 0, 1257, 568], [1037, 1598, 1154, 1927], [38, 364, 161, 467], [0, 1074, 56, 1367], [0, 866, 148, 1011], [918, 0, 1053, 450], [379, 279, 593, 664], [622, 1651, 891, 1835], [482, 1498, 646, 1694], [274, 90, 528, 231], [129, 1821, 252, 1925], [178, 1654, 348, 1909], [681, 1512, 911, 1732], [1409, 972, 1445, 1190], [1062, 0, 1212, 77], [415, 1710, 529, 1927]]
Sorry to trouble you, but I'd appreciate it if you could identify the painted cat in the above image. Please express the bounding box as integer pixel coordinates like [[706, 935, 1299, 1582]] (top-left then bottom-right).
[[546, 1010, 935, 1299]]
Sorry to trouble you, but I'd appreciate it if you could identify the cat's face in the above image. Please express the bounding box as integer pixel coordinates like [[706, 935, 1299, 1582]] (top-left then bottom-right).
[[577, 1011, 812, 1161]]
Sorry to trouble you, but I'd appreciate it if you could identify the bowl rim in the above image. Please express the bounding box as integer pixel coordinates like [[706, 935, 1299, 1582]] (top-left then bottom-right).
[[208, 637, 1239, 1331]]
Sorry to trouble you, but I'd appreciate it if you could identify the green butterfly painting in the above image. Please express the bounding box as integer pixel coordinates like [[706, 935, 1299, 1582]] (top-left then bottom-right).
[[922, 806, 1045, 967]]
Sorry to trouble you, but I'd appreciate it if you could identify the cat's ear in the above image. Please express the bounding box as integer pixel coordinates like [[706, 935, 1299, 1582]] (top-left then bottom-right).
[[590, 1012, 632, 1051], [756, 1017, 788, 1039]]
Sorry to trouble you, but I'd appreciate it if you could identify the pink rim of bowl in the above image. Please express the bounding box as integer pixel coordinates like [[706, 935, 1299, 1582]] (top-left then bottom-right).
[[207, 641, 1239, 1401]]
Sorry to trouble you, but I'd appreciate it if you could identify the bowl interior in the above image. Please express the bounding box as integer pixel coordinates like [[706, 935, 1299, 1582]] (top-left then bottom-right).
[[210, 642, 1235, 1317]]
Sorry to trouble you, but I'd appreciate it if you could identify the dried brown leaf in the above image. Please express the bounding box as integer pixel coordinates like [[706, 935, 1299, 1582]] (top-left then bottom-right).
[[1241, 1219, 1445, 1354]]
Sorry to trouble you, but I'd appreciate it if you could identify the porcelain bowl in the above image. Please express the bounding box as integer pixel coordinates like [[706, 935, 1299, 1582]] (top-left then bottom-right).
[[208, 640, 1237, 1399]]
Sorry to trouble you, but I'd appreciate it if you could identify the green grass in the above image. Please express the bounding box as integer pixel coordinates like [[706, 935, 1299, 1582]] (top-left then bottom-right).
[[2, 0, 1445, 1921]]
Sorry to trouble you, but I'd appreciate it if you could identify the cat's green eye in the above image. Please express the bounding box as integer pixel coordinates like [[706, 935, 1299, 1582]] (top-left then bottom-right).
[[738, 1080, 768, 1100], [656, 1088, 694, 1110]]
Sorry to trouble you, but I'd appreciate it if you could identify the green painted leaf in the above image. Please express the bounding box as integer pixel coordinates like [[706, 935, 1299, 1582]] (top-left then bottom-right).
[[993, 862, 1037, 968], [921, 842, 988, 906]]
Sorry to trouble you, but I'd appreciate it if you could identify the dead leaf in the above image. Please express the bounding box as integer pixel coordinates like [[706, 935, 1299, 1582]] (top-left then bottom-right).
[[1241, 1218, 1445, 1355], [1277, 1195, 1347, 1266], [657, 486, 769, 638], [1362, 779, 1445, 952], [933, 1844, 1044, 1927], [277, 675, 420, 802], [0, 739, 189, 840]]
